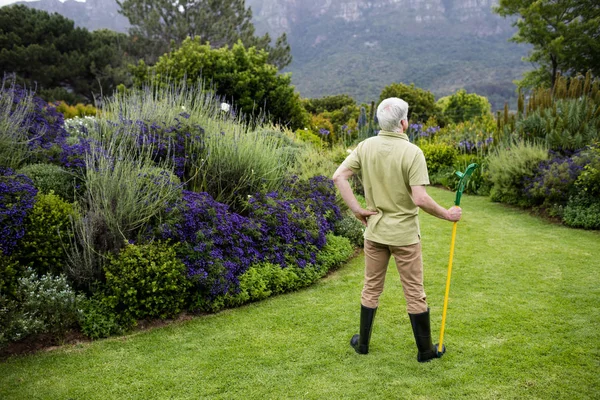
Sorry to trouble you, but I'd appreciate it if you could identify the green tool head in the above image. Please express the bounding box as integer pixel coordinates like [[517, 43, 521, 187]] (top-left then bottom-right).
[[454, 163, 478, 206]]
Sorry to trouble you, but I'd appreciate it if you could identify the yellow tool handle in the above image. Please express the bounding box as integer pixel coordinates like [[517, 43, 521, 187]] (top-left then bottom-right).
[[438, 221, 458, 350]]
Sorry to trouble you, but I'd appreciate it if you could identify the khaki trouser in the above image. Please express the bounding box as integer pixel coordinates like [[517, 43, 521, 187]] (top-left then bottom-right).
[[362, 239, 428, 314]]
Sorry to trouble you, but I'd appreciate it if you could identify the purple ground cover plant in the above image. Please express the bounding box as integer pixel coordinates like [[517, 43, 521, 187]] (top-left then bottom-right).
[[524, 150, 587, 208], [159, 176, 342, 303], [0, 168, 38, 255]]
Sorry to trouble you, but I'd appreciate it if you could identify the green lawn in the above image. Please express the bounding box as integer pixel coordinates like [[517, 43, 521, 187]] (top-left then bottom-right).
[[1, 187, 599, 399]]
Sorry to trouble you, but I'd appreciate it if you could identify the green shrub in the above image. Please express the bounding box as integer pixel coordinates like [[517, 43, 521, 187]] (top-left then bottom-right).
[[334, 215, 365, 247], [562, 145, 600, 229], [379, 83, 442, 124], [487, 141, 549, 206], [0, 252, 25, 299], [524, 152, 589, 214], [295, 128, 322, 147], [316, 234, 354, 271], [289, 145, 338, 181], [17, 163, 76, 201], [15, 192, 75, 276], [223, 235, 353, 308], [420, 142, 458, 175], [437, 89, 492, 124], [196, 127, 293, 211], [78, 295, 124, 340], [574, 145, 600, 198], [0, 268, 83, 345], [563, 195, 600, 230], [516, 98, 600, 150], [102, 242, 190, 327], [431, 154, 491, 196]]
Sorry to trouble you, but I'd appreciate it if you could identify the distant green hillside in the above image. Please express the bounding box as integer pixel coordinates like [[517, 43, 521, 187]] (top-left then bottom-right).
[[249, 0, 531, 110]]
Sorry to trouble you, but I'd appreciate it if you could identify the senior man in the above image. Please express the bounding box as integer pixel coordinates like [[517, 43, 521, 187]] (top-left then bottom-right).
[[332, 97, 462, 362]]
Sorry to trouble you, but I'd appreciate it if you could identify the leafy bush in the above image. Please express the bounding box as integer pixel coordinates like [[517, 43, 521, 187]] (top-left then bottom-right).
[[562, 145, 600, 229], [197, 126, 294, 211], [379, 83, 442, 124], [102, 242, 190, 327], [249, 191, 321, 268], [487, 141, 549, 207], [516, 98, 600, 151], [55, 102, 97, 119], [82, 139, 183, 255], [0, 80, 37, 168], [573, 145, 600, 199], [0, 167, 38, 255], [249, 176, 340, 269], [524, 151, 587, 213], [161, 190, 263, 309], [135, 38, 309, 130], [161, 176, 341, 311], [303, 94, 356, 114], [0, 252, 24, 299], [295, 129, 323, 147], [64, 116, 97, 137], [431, 154, 491, 196], [0, 80, 71, 168], [436, 89, 492, 124], [15, 192, 75, 276], [0, 268, 83, 345], [17, 163, 76, 202], [223, 234, 353, 308], [334, 215, 365, 247], [563, 196, 600, 230], [435, 116, 496, 155], [315, 234, 354, 272], [289, 144, 338, 181], [419, 142, 458, 175], [77, 295, 123, 340]]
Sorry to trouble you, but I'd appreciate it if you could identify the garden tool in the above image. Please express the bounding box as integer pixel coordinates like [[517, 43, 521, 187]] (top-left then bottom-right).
[[436, 163, 478, 357]]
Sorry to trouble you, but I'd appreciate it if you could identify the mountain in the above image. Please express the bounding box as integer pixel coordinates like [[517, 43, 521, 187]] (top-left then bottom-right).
[[9, 0, 530, 109], [245, 0, 531, 109]]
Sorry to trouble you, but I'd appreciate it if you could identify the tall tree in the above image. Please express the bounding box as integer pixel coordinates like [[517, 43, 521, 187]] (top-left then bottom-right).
[[495, 0, 600, 89], [131, 37, 307, 130], [0, 5, 135, 102], [117, 0, 291, 69], [379, 83, 443, 124]]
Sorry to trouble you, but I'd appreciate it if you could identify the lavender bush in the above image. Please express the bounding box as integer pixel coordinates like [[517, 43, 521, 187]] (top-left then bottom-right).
[[524, 150, 587, 213], [0, 168, 37, 255]]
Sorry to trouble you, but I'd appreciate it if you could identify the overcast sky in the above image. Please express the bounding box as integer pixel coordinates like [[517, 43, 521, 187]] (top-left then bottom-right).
[[1, 0, 38, 5], [0, 0, 82, 6]]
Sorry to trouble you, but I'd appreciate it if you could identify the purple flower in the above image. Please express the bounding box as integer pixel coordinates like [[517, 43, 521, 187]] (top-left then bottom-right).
[[0, 168, 38, 255]]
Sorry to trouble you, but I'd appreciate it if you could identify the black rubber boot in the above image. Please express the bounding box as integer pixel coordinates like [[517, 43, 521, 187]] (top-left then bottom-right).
[[408, 308, 445, 362], [350, 305, 377, 354]]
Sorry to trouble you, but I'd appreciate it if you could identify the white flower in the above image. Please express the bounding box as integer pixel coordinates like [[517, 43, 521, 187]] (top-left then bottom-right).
[[221, 102, 231, 112]]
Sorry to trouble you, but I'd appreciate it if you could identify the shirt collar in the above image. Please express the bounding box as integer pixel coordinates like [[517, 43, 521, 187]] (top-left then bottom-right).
[[378, 130, 409, 141]]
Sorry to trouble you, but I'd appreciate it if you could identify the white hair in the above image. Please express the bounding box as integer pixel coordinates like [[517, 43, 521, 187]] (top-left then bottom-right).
[[377, 97, 409, 132]]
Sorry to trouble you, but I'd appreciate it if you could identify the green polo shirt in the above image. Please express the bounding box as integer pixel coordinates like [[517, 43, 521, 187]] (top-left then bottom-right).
[[342, 130, 430, 246]]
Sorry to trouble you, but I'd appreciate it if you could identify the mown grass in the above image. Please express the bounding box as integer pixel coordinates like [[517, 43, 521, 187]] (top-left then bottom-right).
[[1, 187, 598, 399]]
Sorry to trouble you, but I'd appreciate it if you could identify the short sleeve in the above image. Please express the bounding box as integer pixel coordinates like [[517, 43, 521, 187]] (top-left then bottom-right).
[[409, 150, 430, 186], [341, 144, 362, 173]]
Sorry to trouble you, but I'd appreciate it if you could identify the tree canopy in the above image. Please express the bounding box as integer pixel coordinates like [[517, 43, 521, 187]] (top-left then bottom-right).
[[302, 95, 356, 115], [117, 0, 291, 69], [495, 0, 600, 88], [437, 89, 492, 123], [379, 83, 442, 124], [132, 37, 307, 130], [0, 5, 136, 102]]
